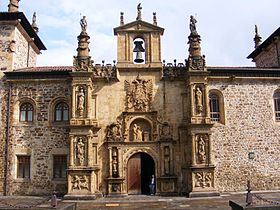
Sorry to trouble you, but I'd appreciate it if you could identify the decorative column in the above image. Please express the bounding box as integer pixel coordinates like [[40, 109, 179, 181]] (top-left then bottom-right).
[[184, 15, 219, 197], [65, 16, 101, 200]]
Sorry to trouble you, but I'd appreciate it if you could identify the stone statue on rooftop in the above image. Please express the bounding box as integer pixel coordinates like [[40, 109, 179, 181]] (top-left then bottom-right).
[[136, 3, 142, 20], [190, 15, 198, 35], [8, 0, 20, 12], [32, 12, 39, 33], [80, 15, 87, 32]]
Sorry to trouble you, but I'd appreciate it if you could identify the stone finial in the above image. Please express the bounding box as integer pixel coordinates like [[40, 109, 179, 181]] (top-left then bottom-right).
[[187, 15, 206, 71], [188, 15, 201, 57], [254, 25, 262, 49], [8, 0, 20, 12], [80, 15, 87, 33], [153, 12, 157, 25], [31, 12, 39, 33], [120, 12, 124, 25], [136, 3, 142, 21]]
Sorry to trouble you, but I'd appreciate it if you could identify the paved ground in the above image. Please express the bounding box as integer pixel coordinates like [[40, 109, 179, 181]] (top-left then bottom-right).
[[0, 191, 279, 210]]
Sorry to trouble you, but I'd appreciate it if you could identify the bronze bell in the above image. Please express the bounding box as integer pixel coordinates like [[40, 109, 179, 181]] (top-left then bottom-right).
[[133, 41, 145, 63]]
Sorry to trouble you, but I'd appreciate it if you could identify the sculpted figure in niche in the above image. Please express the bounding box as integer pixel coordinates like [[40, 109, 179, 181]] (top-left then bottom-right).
[[197, 135, 206, 163], [195, 86, 203, 114], [164, 147, 170, 175], [133, 124, 142, 141], [112, 156, 118, 177], [76, 138, 85, 165], [77, 87, 85, 115]]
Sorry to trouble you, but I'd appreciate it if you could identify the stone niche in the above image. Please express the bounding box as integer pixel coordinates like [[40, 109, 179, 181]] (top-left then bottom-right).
[[129, 118, 152, 142]]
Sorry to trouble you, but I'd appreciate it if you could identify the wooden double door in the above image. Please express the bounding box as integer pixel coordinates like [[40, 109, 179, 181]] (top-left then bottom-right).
[[127, 153, 155, 194]]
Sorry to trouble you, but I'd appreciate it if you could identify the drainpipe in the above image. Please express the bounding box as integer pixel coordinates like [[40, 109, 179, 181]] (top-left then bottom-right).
[[4, 83, 12, 196]]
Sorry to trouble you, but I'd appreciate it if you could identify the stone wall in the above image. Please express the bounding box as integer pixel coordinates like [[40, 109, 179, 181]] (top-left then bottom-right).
[[7, 80, 70, 195], [255, 41, 280, 68], [0, 73, 7, 194], [209, 79, 280, 192], [0, 24, 14, 71], [14, 28, 37, 69]]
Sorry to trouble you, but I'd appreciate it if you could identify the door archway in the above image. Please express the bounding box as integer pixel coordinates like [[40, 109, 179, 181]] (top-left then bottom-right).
[[127, 152, 155, 195]]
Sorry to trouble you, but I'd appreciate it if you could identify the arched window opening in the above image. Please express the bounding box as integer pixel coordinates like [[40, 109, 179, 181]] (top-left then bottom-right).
[[273, 92, 280, 122], [55, 102, 69, 122], [133, 38, 145, 64], [20, 102, 33, 122], [209, 93, 220, 122]]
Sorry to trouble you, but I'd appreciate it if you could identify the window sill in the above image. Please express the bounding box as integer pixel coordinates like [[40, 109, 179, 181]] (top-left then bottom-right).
[[51, 121, 70, 127], [14, 178, 31, 183], [52, 179, 67, 183]]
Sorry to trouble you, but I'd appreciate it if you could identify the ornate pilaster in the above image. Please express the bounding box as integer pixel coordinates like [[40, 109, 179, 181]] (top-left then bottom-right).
[[65, 16, 101, 200], [184, 16, 219, 197]]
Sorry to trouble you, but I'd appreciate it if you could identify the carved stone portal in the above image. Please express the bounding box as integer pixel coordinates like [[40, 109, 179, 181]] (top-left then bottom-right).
[[124, 75, 153, 112]]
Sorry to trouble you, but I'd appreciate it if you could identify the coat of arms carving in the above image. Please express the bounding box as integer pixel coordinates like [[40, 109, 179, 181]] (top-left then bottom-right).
[[124, 75, 153, 112]]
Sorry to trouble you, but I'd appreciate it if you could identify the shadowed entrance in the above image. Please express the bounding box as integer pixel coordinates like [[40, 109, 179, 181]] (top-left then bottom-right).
[[127, 152, 155, 195]]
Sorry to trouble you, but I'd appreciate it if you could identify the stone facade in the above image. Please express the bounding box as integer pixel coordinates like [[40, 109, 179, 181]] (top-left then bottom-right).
[[209, 79, 280, 192], [0, 4, 279, 197]]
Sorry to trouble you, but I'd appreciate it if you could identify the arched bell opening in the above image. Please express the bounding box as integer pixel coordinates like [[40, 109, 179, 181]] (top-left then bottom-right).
[[133, 38, 145, 64]]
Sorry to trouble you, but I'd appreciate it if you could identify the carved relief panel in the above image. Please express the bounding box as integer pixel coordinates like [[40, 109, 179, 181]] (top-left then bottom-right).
[[106, 122, 123, 142], [193, 171, 213, 189], [124, 75, 153, 112], [71, 174, 90, 191]]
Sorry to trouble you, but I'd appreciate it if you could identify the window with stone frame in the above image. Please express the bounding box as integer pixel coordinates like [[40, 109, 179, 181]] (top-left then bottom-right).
[[53, 155, 67, 179], [209, 93, 220, 122], [273, 92, 280, 122], [17, 156, 30, 178], [54, 102, 69, 122], [19, 102, 34, 122]]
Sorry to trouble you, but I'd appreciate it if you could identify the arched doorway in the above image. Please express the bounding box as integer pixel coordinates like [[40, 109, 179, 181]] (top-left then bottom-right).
[[127, 152, 155, 195]]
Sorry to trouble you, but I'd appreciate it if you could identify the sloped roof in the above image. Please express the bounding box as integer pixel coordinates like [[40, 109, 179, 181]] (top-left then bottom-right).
[[247, 27, 280, 59], [12, 66, 73, 72], [0, 12, 46, 50]]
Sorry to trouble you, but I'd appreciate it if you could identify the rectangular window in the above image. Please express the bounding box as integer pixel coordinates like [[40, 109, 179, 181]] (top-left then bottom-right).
[[17, 156, 30, 178], [209, 96, 220, 122], [53, 155, 67, 179]]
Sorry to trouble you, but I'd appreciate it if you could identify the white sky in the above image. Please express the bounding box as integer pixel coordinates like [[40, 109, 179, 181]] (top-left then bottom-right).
[[8, 0, 280, 67]]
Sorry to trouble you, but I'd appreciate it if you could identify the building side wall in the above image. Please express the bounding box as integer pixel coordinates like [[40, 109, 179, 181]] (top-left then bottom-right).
[[7, 81, 70, 195], [255, 41, 280, 68], [209, 79, 280, 192], [14, 28, 37, 69], [0, 24, 14, 71]]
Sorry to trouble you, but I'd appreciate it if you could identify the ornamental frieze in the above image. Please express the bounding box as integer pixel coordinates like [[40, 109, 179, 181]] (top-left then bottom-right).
[[124, 75, 153, 112]]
